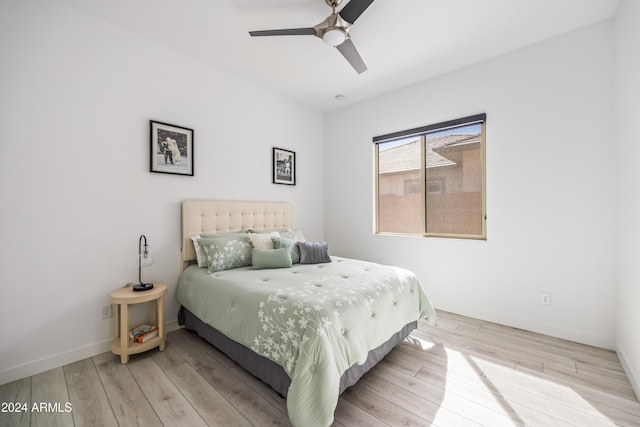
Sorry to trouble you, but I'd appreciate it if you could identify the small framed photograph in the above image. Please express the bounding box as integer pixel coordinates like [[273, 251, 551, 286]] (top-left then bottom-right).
[[273, 147, 296, 185], [150, 120, 194, 176]]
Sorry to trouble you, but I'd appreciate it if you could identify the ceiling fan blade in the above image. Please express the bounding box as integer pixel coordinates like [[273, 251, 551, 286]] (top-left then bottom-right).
[[249, 28, 315, 37], [339, 0, 375, 24], [336, 38, 367, 74]]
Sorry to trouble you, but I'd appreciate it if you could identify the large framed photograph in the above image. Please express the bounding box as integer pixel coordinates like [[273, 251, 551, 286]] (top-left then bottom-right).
[[150, 120, 194, 176], [273, 147, 296, 185]]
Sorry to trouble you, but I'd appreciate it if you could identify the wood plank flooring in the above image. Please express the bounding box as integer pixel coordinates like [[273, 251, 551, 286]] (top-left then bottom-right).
[[1, 310, 639, 426]]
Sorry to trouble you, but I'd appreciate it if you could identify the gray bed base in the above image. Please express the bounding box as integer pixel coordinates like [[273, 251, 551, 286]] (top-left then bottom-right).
[[178, 306, 416, 397]]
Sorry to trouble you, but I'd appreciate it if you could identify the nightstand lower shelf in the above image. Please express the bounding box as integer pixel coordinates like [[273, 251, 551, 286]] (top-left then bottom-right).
[[111, 335, 163, 356]]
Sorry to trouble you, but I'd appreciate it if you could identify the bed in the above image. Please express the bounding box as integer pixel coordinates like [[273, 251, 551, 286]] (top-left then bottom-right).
[[176, 200, 437, 427]]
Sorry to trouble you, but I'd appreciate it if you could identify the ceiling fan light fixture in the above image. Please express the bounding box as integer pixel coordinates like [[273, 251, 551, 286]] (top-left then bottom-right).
[[322, 27, 347, 47]]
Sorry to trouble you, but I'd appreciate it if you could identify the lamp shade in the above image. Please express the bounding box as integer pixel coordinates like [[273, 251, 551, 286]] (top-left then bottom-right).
[[140, 251, 154, 267], [322, 27, 346, 47]]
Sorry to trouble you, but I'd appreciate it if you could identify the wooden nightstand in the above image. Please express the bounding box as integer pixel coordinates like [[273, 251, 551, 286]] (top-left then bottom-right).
[[110, 283, 167, 364]]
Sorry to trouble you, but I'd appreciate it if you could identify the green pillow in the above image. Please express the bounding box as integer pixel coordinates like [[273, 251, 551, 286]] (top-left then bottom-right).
[[271, 237, 300, 264], [199, 235, 253, 273], [193, 231, 246, 268], [252, 248, 293, 270]]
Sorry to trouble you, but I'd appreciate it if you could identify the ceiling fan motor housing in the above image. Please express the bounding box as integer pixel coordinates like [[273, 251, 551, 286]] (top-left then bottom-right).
[[325, 0, 344, 7]]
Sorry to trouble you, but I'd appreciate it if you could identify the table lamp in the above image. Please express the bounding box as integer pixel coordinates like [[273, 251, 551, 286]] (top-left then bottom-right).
[[134, 234, 154, 292]]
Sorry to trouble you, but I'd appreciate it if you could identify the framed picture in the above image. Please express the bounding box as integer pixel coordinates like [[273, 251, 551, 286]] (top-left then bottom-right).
[[150, 120, 194, 176], [273, 147, 296, 185]]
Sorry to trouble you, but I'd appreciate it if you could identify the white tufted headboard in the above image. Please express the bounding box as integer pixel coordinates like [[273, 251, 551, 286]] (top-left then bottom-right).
[[181, 200, 293, 269]]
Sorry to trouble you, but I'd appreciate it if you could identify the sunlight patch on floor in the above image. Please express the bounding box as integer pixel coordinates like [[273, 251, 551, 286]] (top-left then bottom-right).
[[405, 334, 619, 426], [467, 355, 618, 426]]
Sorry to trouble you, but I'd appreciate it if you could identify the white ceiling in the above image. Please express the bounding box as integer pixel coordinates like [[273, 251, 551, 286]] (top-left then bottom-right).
[[58, 0, 619, 113]]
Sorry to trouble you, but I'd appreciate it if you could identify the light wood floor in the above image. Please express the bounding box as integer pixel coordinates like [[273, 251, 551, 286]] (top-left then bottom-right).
[[1, 310, 639, 426]]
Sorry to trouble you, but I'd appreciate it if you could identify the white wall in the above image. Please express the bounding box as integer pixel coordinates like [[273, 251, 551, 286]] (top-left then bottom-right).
[[0, 0, 324, 384], [615, 0, 640, 398], [325, 20, 617, 348]]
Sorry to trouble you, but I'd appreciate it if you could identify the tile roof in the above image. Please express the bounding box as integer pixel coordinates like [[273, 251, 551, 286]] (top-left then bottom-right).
[[378, 133, 480, 174]]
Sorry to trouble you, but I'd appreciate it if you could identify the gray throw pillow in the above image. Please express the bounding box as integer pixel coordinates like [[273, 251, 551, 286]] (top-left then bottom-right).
[[298, 242, 331, 264]]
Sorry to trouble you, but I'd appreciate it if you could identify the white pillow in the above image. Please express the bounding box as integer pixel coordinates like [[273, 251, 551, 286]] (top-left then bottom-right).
[[191, 234, 207, 268], [248, 232, 280, 249]]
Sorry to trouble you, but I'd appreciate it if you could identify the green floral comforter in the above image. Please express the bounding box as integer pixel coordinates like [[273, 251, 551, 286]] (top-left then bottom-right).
[[177, 257, 436, 427]]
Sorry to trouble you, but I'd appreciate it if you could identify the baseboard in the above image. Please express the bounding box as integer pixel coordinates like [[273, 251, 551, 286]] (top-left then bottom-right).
[[616, 345, 640, 401], [0, 320, 182, 386], [434, 303, 615, 350]]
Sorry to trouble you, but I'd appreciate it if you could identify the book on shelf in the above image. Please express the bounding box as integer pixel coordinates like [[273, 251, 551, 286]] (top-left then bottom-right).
[[134, 327, 158, 343], [129, 324, 157, 342]]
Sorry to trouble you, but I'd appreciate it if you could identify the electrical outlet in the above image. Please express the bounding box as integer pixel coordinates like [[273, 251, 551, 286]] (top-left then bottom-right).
[[101, 304, 113, 320], [540, 292, 551, 306]]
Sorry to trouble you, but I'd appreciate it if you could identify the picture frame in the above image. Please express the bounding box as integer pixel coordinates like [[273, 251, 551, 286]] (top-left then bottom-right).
[[273, 147, 296, 185], [150, 120, 194, 176]]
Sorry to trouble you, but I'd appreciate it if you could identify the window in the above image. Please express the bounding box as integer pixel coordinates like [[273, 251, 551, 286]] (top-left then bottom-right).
[[404, 179, 421, 194], [375, 114, 486, 239]]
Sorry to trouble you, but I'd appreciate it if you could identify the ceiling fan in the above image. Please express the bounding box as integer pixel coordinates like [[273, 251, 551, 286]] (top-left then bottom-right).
[[249, 0, 375, 74]]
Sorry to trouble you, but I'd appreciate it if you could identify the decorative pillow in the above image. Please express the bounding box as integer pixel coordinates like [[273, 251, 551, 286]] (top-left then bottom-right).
[[248, 231, 280, 249], [199, 235, 253, 273], [279, 229, 306, 242], [248, 229, 306, 242], [252, 248, 293, 270], [246, 229, 272, 234], [192, 232, 248, 268], [191, 233, 224, 268], [298, 241, 331, 264], [271, 237, 301, 264]]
